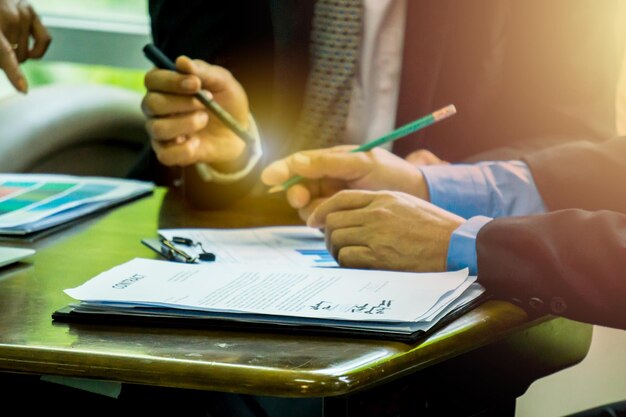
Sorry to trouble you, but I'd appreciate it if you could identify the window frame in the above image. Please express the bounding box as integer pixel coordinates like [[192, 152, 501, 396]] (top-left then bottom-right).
[[40, 14, 151, 70]]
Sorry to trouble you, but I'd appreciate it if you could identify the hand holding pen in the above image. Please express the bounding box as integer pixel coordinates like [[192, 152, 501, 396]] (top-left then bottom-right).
[[141, 45, 253, 169], [261, 105, 456, 222]]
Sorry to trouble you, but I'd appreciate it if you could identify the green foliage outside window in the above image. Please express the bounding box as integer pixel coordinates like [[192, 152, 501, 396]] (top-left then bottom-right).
[[22, 61, 146, 93]]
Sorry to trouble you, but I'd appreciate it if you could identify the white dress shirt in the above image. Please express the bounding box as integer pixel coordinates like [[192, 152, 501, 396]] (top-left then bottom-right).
[[344, 0, 406, 149]]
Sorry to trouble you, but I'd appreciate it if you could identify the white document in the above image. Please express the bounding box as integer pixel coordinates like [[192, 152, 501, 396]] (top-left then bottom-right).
[[65, 258, 475, 323], [158, 226, 338, 267]]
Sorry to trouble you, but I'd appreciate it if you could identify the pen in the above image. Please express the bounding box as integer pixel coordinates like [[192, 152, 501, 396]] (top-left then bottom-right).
[[268, 104, 457, 194], [159, 236, 197, 263], [142, 43, 256, 146]]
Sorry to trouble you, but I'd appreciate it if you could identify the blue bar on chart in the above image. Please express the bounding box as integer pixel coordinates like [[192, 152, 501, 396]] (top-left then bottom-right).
[[295, 249, 335, 263]]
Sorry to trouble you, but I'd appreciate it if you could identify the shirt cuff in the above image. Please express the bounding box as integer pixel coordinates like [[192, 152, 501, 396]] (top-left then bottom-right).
[[195, 115, 263, 183], [421, 161, 547, 219], [421, 164, 491, 219], [446, 215, 492, 275]]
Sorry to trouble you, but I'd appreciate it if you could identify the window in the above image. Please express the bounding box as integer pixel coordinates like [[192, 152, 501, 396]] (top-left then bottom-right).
[[0, 0, 150, 98], [30, 0, 148, 23]]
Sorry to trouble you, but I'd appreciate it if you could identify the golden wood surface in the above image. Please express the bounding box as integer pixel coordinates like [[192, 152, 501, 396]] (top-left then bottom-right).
[[0, 188, 593, 397]]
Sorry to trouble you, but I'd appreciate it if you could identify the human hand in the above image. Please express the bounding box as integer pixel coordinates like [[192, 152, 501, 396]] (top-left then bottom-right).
[[261, 146, 430, 221], [0, 0, 51, 92], [308, 190, 465, 272], [404, 149, 449, 166], [142, 56, 251, 170]]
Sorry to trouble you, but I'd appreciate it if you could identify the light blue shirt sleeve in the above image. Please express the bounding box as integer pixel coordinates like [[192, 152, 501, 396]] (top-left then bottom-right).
[[420, 161, 547, 219], [446, 216, 492, 275]]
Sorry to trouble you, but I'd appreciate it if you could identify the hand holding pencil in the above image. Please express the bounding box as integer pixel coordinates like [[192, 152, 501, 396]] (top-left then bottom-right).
[[261, 105, 456, 221], [141, 46, 252, 169]]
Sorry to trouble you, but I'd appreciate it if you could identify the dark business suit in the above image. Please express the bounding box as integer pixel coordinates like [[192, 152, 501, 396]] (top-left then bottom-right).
[[479, 209, 626, 330], [477, 137, 626, 330], [146, 0, 626, 208]]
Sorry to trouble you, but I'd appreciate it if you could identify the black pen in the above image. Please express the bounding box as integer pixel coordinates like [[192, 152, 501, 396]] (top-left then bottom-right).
[[142, 43, 255, 146]]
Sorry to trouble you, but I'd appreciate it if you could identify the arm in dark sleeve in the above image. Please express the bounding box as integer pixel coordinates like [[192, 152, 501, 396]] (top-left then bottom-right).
[[148, 0, 275, 208], [476, 210, 626, 330], [523, 136, 626, 213]]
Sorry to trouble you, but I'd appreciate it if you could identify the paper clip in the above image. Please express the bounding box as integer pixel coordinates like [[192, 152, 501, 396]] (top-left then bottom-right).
[[172, 236, 216, 262], [159, 237, 198, 263], [141, 236, 216, 263]]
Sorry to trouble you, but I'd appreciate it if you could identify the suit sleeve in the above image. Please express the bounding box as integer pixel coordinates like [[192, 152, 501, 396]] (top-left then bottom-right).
[[148, 0, 275, 208], [476, 210, 626, 330], [523, 136, 626, 213]]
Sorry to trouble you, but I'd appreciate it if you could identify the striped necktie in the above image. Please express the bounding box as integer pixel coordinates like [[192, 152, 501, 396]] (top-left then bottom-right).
[[293, 0, 363, 151]]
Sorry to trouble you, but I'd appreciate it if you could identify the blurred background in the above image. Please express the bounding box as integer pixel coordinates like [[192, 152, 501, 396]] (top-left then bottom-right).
[[0, 1, 624, 415], [0, 0, 148, 99]]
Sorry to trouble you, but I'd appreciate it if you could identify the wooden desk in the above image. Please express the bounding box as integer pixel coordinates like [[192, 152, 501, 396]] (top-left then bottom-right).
[[0, 188, 592, 416]]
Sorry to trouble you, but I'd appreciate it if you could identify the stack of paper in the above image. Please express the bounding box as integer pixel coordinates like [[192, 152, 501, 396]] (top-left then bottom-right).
[[0, 174, 154, 236], [55, 258, 485, 342]]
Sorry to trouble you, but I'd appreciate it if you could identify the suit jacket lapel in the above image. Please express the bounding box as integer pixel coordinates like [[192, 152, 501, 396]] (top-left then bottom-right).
[[268, 0, 315, 157], [393, 0, 453, 155]]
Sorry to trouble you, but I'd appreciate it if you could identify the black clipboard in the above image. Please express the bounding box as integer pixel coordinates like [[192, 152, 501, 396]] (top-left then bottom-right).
[[52, 293, 490, 343]]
